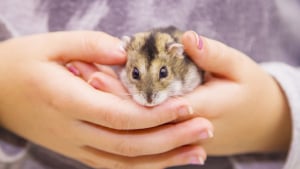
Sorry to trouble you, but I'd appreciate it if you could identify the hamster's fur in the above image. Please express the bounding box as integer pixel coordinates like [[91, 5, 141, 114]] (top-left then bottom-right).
[[120, 26, 203, 107]]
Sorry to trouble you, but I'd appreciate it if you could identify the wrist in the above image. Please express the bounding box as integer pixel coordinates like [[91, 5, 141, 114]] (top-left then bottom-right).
[[256, 74, 292, 153], [269, 77, 291, 152]]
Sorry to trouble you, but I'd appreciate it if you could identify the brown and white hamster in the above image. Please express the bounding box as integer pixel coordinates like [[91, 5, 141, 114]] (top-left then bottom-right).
[[120, 26, 204, 107]]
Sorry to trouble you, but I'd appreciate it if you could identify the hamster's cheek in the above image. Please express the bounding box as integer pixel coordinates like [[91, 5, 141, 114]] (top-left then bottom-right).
[[154, 91, 169, 105], [132, 93, 147, 106], [168, 80, 184, 96], [119, 69, 131, 89]]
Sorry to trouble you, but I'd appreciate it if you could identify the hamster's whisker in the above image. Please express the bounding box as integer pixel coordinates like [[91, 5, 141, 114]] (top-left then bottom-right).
[[170, 95, 185, 102], [130, 91, 143, 95], [113, 93, 133, 99], [116, 93, 133, 96]]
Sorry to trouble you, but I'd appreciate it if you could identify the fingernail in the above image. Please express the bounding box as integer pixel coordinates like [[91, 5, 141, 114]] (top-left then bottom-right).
[[88, 78, 101, 90], [188, 106, 194, 115], [199, 156, 205, 165], [189, 155, 205, 165], [190, 31, 203, 50], [119, 42, 126, 54], [66, 63, 80, 76], [178, 106, 194, 116], [199, 129, 214, 139], [110, 42, 126, 60]]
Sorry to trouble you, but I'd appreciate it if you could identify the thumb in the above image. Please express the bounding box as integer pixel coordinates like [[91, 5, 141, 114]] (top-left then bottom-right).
[[182, 31, 251, 81], [30, 31, 126, 65]]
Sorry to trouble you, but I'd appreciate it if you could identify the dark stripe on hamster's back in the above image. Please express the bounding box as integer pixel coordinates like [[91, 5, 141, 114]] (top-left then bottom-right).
[[154, 26, 177, 34], [142, 33, 158, 62], [154, 26, 180, 42]]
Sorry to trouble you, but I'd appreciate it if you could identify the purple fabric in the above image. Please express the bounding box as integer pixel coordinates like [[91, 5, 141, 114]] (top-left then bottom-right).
[[0, 0, 299, 169]]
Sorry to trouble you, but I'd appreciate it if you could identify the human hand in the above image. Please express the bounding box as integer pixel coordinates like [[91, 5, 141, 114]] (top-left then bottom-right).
[[181, 31, 292, 155], [0, 31, 213, 169]]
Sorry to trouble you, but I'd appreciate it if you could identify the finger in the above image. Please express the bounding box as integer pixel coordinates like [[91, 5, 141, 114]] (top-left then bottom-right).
[[74, 93, 195, 130], [95, 64, 119, 78], [87, 72, 128, 97], [182, 31, 254, 81], [26, 31, 126, 64], [66, 61, 98, 79], [183, 79, 240, 118], [77, 117, 213, 157], [66, 61, 119, 82], [46, 64, 193, 130], [79, 145, 206, 169]]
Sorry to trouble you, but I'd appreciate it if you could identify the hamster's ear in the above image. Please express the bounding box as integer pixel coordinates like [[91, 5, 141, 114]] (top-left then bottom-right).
[[121, 36, 131, 50], [167, 43, 184, 58]]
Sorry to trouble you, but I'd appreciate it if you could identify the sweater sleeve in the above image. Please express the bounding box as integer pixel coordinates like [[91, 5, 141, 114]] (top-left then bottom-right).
[[261, 62, 300, 169], [0, 128, 28, 163]]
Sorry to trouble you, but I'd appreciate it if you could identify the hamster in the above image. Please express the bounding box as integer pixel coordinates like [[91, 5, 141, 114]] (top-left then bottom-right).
[[120, 26, 204, 107]]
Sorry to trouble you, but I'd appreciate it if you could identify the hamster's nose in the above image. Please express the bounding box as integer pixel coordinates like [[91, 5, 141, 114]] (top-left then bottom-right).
[[146, 93, 153, 103]]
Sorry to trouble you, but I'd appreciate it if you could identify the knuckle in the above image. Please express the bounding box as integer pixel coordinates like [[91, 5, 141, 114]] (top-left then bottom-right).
[[192, 117, 214, 131], [192, 117, 209, 126], [192, 116, 207, 123], [80, 33, 100, 58], [162, 125, 184, 147], [101, 109, 116, 127], [192, 103, 203, 116], [216, 41, 226, 59], [112, 162, 130, 169], [101, 110, 130, 129], [156, 112, 175, 126], [116, 114, 132, 130], [100, 109, 118, 128], [80, 158, 101, 168], [204, 39, 226, 65], [210, 41, 224, 64], [115, 140, 141, 157], [80, 157, 131, 169]]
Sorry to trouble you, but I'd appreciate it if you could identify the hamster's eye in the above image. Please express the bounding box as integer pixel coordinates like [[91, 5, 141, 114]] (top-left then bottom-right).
[[132, 67, 140, 80], [159, 66, 168, 79]]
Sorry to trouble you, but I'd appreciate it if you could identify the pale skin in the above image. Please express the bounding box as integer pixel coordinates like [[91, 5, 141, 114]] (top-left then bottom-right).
[[80, 31, 292, 156], [182, 31, 292, 155], [0, 31, 214, 169]]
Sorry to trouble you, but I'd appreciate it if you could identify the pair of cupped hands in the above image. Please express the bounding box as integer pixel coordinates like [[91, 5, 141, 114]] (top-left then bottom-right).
[[0, 31, 290, 169]]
